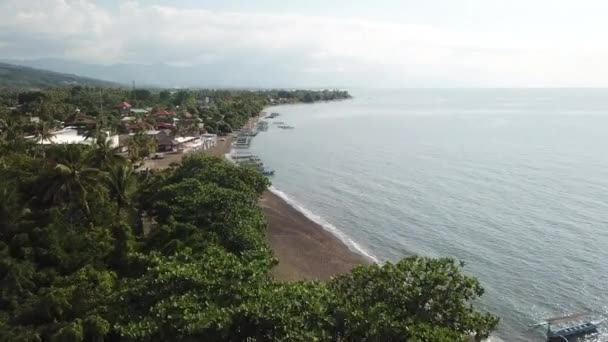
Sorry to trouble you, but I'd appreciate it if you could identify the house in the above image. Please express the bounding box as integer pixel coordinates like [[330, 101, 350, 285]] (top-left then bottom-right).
[[154, 131, 178, 152], [153, 109, 177, 130], [153, 109, 176, 117], [116, 101, 132, 116], [63, 112, 96, 127]]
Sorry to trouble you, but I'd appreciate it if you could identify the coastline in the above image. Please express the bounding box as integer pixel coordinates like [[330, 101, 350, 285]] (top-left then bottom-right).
[[146, 113, 369, 281], [248, 110, 370, 280], [260, 190, 370, 281]]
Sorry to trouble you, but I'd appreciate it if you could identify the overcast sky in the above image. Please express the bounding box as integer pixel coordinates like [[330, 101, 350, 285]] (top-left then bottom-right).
[[1, 0, 608, 87]]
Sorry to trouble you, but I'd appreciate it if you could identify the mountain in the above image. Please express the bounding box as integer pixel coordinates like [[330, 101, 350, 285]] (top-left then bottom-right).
[[0, 62, 121, 89], [1, 58, 349, 89]]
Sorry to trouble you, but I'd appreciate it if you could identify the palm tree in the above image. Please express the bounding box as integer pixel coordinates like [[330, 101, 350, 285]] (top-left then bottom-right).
[[41, 145, 102, 218], [107, 164, 135, 217], [34, 122, 55, 144], [0, 118, 32, 155], [87, 133, 125, 170], [33, 122, 55, 160], [128, 132, 157, 163]]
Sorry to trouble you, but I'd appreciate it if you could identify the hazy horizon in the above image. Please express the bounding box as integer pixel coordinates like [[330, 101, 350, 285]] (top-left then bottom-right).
[[2, 0, 608, 88]]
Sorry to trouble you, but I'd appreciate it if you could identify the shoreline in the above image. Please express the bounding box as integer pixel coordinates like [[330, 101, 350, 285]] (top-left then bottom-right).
[[147, 113, 369, 281], [260, 189, 370, 281], [236, 113, 371, 280]]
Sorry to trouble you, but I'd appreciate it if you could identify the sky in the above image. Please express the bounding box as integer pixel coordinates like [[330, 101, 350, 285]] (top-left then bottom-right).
[[1, 0, 608, 87]]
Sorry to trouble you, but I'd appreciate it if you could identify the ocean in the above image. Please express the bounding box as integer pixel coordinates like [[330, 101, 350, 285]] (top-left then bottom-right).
[[248, 89, 608, 341]]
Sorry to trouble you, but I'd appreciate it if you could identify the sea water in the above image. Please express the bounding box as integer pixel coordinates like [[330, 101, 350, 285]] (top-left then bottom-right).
[[248, 89, 608, 341]]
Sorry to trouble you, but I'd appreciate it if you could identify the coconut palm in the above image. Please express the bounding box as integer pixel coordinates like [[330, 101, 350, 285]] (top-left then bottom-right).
[[33, 122, 55, 160], [128, 132, 157, 162], [87, 133, 125, 170], [0, 118, 32, 155], [107, 164, 135, 217], [41, 145, 102, 218], [34, 122, 55, 144]]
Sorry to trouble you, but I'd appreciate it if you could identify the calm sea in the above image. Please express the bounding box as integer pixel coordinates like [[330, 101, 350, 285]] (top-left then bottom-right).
[[248, 89, 608, 341]]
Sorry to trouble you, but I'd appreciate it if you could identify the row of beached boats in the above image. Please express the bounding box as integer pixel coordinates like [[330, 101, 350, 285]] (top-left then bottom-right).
[[229, 152, 274, 176], [230, 113, 279, 176], [230, 112, 296, 175]]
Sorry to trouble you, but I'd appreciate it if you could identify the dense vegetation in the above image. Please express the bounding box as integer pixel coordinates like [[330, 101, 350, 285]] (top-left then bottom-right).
[[0, 87, 498, 341], [0, 63, 118, 89]]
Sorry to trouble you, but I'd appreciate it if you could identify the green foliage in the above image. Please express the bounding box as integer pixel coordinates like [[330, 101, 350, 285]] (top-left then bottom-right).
[[328, 258, 499, 341], [0, 87, 497, 342], [127, 132, 157, 163]]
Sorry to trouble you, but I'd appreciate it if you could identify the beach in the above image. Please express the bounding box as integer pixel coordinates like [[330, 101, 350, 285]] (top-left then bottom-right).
[[146, 117, 368, 281], [260, 191, 369, 281]]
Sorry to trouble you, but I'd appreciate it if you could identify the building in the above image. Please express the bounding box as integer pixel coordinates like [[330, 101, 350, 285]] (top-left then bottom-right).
[[154, 130, 178, 152], [63, 112, 96, 127], [116, 101, 132, 116], [36, 127, 119, 147]]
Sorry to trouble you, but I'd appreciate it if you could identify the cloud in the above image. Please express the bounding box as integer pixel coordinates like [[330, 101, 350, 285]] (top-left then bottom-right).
[[0, 0, 607, 86]]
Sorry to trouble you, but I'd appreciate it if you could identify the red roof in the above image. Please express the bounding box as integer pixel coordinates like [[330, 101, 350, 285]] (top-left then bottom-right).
[[117, 101, 132, 108], [154, 109, 176, 116], [156, 122, 175, 129]]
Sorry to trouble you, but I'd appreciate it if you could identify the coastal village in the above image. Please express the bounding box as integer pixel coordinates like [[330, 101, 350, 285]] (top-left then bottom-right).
[[2, 88, 350, 172]]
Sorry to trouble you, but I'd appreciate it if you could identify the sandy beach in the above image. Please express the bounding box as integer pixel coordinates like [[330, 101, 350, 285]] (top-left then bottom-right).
[[145, 116, 368, 281], [260, 191, 369, 281]]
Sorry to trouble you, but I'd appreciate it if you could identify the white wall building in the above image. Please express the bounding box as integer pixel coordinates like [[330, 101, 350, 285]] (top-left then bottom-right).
[[37, 127, 119, 147]]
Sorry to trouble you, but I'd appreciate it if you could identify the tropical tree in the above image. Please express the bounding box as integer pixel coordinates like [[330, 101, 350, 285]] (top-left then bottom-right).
[[40, 145, 103, 218], [107, 164, 135, 217], [328, 258, 500, 341], [87, 132, 125, 170], [128, 132, 157, 162], [34, 121, 55, 144]]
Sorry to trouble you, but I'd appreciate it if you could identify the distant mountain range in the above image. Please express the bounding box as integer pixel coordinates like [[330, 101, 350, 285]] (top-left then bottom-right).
[[0, 58, 345, 89], [0, 62, 121, 89]]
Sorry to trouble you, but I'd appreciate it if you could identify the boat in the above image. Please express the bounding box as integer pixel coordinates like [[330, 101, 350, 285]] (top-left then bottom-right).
[[277, 125, 295, 129], [266, 112, 280, 119], [530, 313, 603, 341], [273, 121, 285, 124], [260, 167, 275, 176]]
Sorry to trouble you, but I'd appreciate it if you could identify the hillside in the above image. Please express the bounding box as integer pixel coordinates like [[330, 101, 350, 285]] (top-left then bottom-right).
[[0, 62, 120, 89]]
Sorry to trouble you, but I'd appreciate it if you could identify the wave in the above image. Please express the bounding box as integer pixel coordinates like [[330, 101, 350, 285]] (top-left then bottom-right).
[[484, 336, 505, 342], [269, 185, 380, 263]]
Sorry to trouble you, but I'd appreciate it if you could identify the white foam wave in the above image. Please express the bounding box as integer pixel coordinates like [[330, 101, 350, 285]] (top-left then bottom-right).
[[269, 186, 380, 263]]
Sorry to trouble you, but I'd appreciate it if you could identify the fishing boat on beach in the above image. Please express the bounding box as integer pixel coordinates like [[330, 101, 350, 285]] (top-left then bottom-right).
[[267, 112, 280, 119], [529, 313, 603, 341], [277, 125, 295, 129]]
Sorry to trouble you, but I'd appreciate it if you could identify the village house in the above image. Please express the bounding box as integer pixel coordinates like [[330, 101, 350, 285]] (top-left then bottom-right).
[[154, 130, 178, 152], [116, 101, 132, 116]]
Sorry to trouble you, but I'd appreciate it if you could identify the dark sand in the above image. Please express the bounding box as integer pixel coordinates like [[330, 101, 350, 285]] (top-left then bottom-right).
[[260, 191, 369, 281]]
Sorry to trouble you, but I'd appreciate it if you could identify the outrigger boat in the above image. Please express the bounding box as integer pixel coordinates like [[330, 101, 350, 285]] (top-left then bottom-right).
[[530, 313, 603, 341]]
